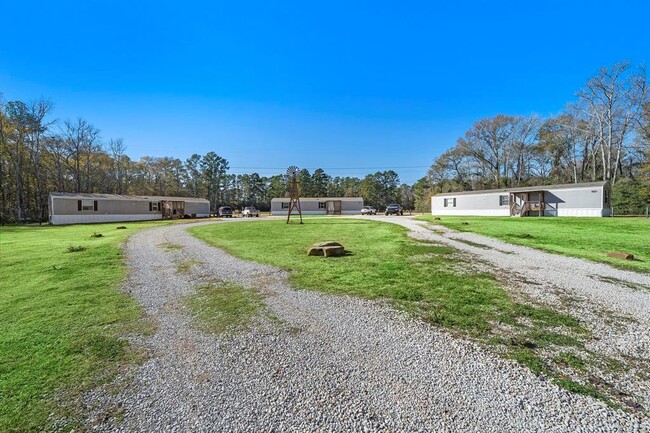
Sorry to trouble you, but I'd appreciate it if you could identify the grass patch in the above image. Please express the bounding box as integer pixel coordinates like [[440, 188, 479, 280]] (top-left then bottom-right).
[[184, 283, 264, 334], [603, 357, 625, 373], [525, 330, 582, 348], [449, 237, 495, 250], [591, 275, 650, 292], [554, 352, 587, 370], [553, 378, 610, 404], [157, 242, 182, 251], [176, 259, 204, 274], [0, 221, 167, 432], [510, 348, 546, 374], [417, 215, 650, 273]]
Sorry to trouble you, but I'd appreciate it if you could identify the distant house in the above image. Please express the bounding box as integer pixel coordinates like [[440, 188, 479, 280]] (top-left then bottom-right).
[[48, 192, 210, 225], [270, 197, 364, 215], [431, 181, 612, 217]]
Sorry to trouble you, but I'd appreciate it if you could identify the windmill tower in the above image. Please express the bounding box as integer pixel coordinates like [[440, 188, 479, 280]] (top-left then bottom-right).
[[286, 165, 303, 224]]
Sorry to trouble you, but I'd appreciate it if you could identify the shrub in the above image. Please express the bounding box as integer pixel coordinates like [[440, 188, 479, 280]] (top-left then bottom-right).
[[66, 245, 87, 253], [612, 178, 648, 215]]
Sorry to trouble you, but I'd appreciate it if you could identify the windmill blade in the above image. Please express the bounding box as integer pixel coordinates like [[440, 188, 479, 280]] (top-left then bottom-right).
[[286, 165, 300, 178]]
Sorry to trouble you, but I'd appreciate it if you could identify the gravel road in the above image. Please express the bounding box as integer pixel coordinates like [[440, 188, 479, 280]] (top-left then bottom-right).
[[378, 216, 650, 324], [85, 219, 650, 432]]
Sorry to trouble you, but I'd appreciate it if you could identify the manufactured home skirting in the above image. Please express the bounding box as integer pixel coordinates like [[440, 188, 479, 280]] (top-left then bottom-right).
[[557, 208, 611, 217], [50, 213, 210, 225], [51, 214, 161, 225], [431, 208, 611, 217]]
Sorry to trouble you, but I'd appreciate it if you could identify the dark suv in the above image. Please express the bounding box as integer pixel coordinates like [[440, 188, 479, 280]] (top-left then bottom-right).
[[385, 204, 403, 216], [217, 206, 233, 218]]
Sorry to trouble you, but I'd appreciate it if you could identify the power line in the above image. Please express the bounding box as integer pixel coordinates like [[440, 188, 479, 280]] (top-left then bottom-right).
[[229, 165, 429, 170]]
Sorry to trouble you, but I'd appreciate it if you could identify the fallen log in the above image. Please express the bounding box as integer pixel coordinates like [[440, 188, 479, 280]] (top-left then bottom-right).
[[607, 252, 635, 260]]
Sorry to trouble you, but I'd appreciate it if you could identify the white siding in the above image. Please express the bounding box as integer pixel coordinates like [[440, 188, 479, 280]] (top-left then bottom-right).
[[48, 193, 211, 225], [272, 210, 361, 215], [432, 208, 510, 216], [431, 183, 611, 217], [270, 198, 363, 215], [432, 192, 509, 215]]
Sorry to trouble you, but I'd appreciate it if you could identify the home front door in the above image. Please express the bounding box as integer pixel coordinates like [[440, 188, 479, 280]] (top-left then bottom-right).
[[326, 201, 341, 215]]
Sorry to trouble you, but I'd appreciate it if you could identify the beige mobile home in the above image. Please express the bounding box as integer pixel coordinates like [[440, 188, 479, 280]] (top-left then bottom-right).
[[49, 192, 210, 225], [270, 197, 364, 215], [431, 181, 612, 217]]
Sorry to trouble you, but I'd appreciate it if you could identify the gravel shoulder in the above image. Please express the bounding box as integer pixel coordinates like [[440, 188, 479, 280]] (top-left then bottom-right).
[[373, 216, 650, 412], [385, 217, 650, 321], [84, 219, 649, 432]]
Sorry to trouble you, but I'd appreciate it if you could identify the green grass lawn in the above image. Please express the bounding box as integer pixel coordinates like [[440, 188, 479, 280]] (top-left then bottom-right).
[[416, 216, 650, 273], [0, 221, 167, 432], [192, 219, 520, 330], [190, 219, 582, 333], [185, 283, 264, 334], [189, 219, 613, 400]]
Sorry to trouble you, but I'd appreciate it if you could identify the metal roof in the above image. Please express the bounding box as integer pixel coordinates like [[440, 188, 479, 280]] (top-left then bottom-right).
[[433, 181, 609, 197], [49, 192, 209, 203]]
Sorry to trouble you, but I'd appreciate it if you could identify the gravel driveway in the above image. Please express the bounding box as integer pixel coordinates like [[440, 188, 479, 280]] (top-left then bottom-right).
[[85, 219, 649, 432], [378, 216, 650, 323]]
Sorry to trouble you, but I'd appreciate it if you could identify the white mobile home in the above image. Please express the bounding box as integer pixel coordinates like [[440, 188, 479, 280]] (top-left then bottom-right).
[[270, 197, 364, 215], [431, 181, 612, 217], [49, 192, 210, 225]]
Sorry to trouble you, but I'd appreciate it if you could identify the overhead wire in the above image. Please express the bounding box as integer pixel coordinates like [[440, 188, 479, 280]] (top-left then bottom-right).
[[228, 165, 429, 170]]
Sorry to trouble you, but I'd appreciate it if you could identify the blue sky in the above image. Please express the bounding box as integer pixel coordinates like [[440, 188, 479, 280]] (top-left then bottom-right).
[[1, 1, 648, 184]]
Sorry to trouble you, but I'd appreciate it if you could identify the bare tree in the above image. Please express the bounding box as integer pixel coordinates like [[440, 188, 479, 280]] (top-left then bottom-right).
[[0, 95, 14, 223], [538, 114, 586, 183], [108, 138, 127, 194], [458, 115, 518, 188], [24, 99, 55, 222], [577, 62, 647, 184], [62, 118, 100, 192], [45, 135, 68, 191], [3, 100, 35, 221], [508, 116, 540, 186]]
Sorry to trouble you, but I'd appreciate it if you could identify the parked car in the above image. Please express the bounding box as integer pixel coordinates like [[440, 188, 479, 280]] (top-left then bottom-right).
[[385, 204, 403, 216], [242, 206, 260, 217], [360, 206, 377, 215], [217, 206, 233, 218]]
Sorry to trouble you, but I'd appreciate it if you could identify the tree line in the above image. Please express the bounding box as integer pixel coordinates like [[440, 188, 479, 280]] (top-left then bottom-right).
[[2, 61, 649, 223], [0, 99, 410, 223], [417, 61, 650, 214]]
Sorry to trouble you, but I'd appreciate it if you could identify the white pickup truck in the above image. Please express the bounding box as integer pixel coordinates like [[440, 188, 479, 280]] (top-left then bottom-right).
[[242, 206, 260, 217]]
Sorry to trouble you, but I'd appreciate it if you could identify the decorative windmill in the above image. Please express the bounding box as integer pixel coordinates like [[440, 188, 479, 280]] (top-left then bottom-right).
[[286, 165, 303, 224]]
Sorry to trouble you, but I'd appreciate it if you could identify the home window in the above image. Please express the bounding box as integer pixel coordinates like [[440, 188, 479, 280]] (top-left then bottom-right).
[[281, 202, 289, 209], [318, 202, 325, 209], [499, 195, 509, 206], [79, 199, 96, 211], [444, 198, 456, 208], [150, 202, 160, 211]]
